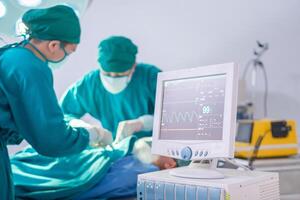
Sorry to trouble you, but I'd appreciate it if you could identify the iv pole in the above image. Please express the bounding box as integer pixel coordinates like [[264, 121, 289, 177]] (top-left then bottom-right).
[[242, 41, 269, 118]]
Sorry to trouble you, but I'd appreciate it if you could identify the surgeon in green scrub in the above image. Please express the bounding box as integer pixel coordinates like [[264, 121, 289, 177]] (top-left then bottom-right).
[[61, 36, 154, 141], [0, 5, 111, 200], [61, 36, 177, 168]]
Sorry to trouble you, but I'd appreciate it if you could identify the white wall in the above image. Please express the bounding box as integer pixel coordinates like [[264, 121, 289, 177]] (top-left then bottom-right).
[[8, 0, 300, 154], [54, 0, 300, 128]]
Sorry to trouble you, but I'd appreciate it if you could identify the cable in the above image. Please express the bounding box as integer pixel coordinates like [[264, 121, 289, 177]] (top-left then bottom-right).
[[248, 129, 271, 170]]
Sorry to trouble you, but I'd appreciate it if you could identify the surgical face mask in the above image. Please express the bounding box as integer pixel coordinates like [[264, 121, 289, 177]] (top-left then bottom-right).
[[48, 44, 69, 63], [100, 73, 131, 94], [25, 40, 69, 69], [47, 44, 69, 70], [48, 56, 69, 70]]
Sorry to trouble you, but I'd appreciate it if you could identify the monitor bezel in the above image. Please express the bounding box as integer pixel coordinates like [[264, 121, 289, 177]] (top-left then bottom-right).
[[151, 63, 238, 160]]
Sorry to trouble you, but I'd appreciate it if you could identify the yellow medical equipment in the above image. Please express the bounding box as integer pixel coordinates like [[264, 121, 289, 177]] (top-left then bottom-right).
[[235, 119, 298, 159]]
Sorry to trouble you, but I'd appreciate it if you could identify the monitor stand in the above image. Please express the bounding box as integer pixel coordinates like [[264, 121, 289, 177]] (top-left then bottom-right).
[[169, 159, 225, 179]]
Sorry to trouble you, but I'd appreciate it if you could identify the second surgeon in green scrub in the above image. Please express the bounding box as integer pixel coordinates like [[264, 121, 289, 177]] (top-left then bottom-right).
[[0, 5, 110, 200], [61, 36, 162, 142]]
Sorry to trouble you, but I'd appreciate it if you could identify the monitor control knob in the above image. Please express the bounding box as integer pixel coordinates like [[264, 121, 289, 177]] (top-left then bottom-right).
[[180, 146, 192, 160]]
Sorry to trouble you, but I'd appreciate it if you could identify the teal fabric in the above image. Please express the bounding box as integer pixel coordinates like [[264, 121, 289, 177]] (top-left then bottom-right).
[[61, 63, 161, 138], [98, 36, 138, 73], [11, 136, 137, 200], [22, 5, 81, 44], [0, 45, 89, 155], [10, 63, 160, 199], [0, 45, 89, 199], [0, 138, 14, 200]]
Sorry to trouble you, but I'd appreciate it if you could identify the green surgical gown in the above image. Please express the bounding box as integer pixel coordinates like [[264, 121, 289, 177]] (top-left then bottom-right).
[[10, 63, 160, 199], [61, 63, 161, 138], [11, 136, 137, 199], [0, 45, 89, 200]]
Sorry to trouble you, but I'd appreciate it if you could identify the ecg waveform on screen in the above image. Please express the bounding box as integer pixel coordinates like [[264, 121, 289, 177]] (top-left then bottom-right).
[[162, 111, 199, 124], [159, 75, 226, 140]]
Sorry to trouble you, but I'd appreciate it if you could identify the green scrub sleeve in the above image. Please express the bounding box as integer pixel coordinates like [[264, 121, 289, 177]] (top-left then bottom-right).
[[7, 62, 89, 157]]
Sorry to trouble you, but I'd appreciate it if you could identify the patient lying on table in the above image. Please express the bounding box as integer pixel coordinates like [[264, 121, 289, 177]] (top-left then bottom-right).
[[11, 136, 176, 200]]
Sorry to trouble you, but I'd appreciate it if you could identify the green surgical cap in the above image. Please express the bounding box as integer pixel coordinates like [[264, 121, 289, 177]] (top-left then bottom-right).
[[22, 5, 81, 44], [98, 36, 138, 73]]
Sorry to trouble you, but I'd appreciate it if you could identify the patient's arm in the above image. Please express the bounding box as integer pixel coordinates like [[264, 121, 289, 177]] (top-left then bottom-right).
[[152, 156, 177, 170], [132, 137, 177, 169]]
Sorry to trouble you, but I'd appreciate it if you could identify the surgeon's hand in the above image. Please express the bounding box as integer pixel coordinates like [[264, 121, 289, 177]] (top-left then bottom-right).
[[69, 119, 113, 146], [88, 127, 113, 147], [115, 119, 144, 143]]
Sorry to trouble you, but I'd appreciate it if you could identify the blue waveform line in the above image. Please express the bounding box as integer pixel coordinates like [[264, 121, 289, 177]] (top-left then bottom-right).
[[162, 111, 200, 123]]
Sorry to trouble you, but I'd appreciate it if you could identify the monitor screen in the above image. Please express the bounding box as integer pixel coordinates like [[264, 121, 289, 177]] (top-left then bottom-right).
[[152, 63, 238, 160], [159, 74, 226, 140], [235, 122, 253, 143]]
